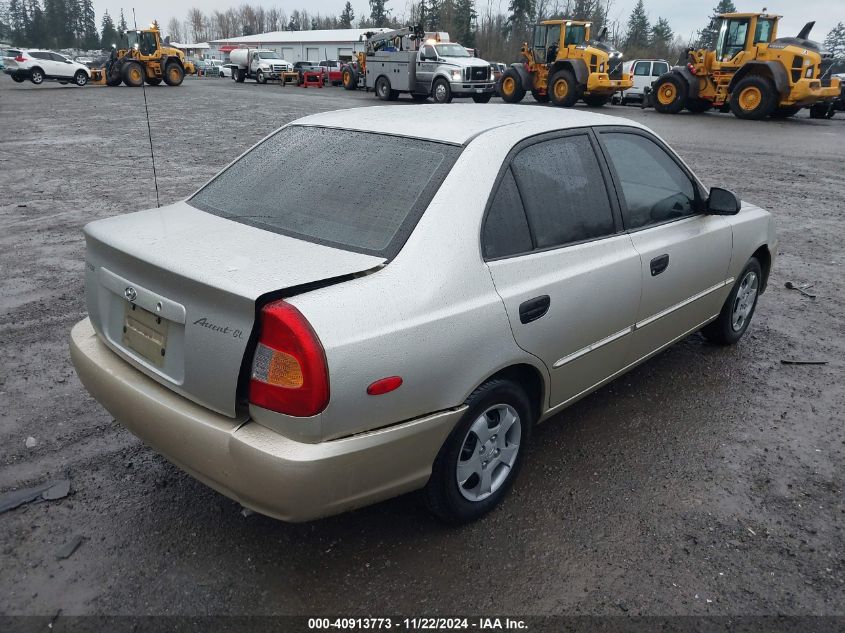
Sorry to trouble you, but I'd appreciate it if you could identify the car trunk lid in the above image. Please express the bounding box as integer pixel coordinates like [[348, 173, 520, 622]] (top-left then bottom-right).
[[83, 201, 385, 417]]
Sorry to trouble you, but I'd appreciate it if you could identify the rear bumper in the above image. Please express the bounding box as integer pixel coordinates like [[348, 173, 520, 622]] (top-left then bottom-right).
[[70, 317, 464, 522]]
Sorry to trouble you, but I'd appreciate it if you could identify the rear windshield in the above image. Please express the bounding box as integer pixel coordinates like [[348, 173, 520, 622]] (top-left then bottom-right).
[[190, 126, 461, 259]]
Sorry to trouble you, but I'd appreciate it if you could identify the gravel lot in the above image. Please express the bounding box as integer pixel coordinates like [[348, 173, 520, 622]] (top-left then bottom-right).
[[0, 78, 843, 619]]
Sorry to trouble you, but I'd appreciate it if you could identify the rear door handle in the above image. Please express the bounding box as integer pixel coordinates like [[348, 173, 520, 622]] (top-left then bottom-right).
[[519, 295, 551, 324], [650, 254, 670, 276]]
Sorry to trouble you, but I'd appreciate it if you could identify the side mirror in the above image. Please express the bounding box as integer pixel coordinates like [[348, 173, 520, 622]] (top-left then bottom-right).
[[707, 187, 741, 215]]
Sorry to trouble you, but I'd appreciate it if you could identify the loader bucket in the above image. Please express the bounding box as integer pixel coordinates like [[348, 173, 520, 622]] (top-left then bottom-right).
[[89, 68, 107, 85]]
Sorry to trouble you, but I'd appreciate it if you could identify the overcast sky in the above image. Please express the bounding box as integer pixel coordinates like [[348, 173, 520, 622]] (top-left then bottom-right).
[[103, 0, 844, 43]]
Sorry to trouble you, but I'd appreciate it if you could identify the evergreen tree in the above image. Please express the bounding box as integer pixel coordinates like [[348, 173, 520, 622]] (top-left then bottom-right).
[[339, 1, 354, 28], [649, 17, 672, 58], [623, 0, 649, 52], [697, 0, 736, 49], [426, 0, 440, 31], [118, 8, 127, 31], [80, 0, 98, 48], [571, 0, 593, 21], [27, 0, 45, 45], [100, 9, 118, 49], [9, 0, 30, 44], [823, 21, 845, 57], [369, 0, 389, 28], [506, 0, 533, 42], [454, 0, 475, 47]]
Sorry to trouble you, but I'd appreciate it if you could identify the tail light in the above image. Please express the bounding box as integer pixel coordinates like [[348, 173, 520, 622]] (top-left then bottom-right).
[[249, 300, 329, 417], [15, 54, 27, 62]]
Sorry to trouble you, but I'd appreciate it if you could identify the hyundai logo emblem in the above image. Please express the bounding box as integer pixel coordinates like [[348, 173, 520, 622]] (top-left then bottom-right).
[[124, 287, 137, 302]]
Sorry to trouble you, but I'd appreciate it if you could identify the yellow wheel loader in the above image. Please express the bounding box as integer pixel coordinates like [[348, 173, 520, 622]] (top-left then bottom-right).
[[91, 25, 195, 87], [499, 20, 632, 107], [652, 12, 841, 119]]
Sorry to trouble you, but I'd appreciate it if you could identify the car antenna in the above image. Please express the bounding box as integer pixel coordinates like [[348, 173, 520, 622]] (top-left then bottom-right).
[[133, 8, 161, 208]]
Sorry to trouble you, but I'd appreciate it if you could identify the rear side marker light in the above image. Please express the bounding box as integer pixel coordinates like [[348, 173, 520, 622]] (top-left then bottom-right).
[[367, 376, 403, 396], [249, 301, 329, 417]]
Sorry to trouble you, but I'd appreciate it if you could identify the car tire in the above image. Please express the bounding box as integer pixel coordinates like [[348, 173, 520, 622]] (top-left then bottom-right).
[[163, 62, 185, 86], [411, 93, 428, 102], [729, 76, 776, 120], [432, 78, 452, 103], [424, 378, 532, 524], [549, 69, 579, 107], [472, 93, 492, 103], [74, 70, 88, 86], [375, 75, 392, 101], [29, 68, 44, 85], [701, 258, 763, 346], [122, 61, 144, 87], [531, 89, 549, 103], [652, 74, 686, 113], [808, 103, 832, 119], [499, 68, 525, 103], [12, 75, 25, 83], [771, 105, 802, 118], [257, 70, 266, 84]]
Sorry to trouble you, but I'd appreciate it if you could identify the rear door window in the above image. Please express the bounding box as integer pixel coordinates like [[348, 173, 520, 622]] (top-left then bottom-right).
[[634, 61, 651, 76], [600, 131, 698, 230], [190, 126, 461, 259], [652, 62, 668, 76], [482, 169, 533, 260], [510, 134, 616, 249]]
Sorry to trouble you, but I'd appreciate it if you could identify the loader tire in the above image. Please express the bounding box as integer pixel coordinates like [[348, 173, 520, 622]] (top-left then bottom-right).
[[729, 76, 776, 120], [499, 68, 526, 103], [105, 73, 122, 86], [163, 62, 185, 86], [771, 105, 802, 118], [583, 94, 610, 107], [549, 69, 579, 107], [342, 67, 358, 90], [122, 61, 145, 87], [653, 74, 686, 113], [531, 89, 549, 103]]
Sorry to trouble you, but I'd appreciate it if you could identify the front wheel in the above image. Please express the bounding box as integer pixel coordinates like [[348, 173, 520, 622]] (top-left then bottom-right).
[[652, 74, 686, 113], [424, 378, 532, 524], [701, 258, 763, 345], [432, 78, 452, 103], [257, 70, 266, 84], [74, 70, 88, 86], [499, 68, 525, 103], [30, 68, 44, 85], [549, 69, 579, 107], [122, 61, 145, 87], [729, 76, 776, 120], [472, 93, 492, 103]]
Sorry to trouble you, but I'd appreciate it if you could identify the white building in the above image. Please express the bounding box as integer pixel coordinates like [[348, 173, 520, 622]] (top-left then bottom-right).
[[207, 28, 389, 63]]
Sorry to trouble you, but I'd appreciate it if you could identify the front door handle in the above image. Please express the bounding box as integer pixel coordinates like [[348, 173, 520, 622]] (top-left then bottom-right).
[[650, 254, 670, 276], [519, 295, 551, 324]]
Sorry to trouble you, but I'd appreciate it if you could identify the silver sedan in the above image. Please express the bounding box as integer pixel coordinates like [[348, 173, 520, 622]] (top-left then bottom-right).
[[70, 105, 777, 523]]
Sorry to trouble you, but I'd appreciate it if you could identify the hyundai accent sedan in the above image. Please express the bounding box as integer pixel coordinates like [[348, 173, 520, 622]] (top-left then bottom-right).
[[70, 105, 777, 524]]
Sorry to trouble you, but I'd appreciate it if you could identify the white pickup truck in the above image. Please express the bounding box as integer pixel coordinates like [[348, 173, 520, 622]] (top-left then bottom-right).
[[228, 48, 293, 84]]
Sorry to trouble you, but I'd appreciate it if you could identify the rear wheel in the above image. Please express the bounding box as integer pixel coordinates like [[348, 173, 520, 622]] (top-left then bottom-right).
[[74, 70, 88, 86], [472, 93, 492, 103], [432, 78, 452, 103], [122, 61, 144, 87], [701, 258, 762, 345], [375, 75, 393, 101], [729, 76, 776, 120], [685, 98, 712, 113], [235, 68, 245, 83], [342, 67, 357, 90], [530, 88, 549, 103], [771, 105, 802, 118], [424, 378, 532, 524], [29, 68, 44, 85], [549, 69, 579, 107], [652, 74, 686, 113], [583, 94, 610, 107], [11, 75, 25, 83], [163, 62, 184, 86], [499, 68, 526, 103]]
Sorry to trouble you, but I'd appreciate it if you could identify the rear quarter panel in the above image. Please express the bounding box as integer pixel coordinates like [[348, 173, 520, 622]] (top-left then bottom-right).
[[263, 131, 551, 442]]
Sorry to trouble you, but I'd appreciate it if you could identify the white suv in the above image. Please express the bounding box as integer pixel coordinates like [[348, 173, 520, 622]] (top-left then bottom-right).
[[3, 49, 90, 86]]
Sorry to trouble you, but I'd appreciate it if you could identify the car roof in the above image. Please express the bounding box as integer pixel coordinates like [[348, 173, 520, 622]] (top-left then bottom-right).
[[295, 104, 644, 145]]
